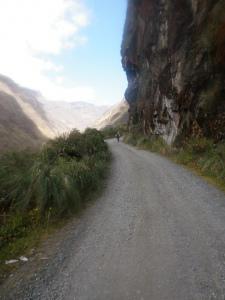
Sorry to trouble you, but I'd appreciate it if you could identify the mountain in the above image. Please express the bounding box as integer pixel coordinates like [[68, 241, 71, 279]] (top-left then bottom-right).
[[94, 100, 129, 129], [41, 100, 108, 134], [122, 0, 225, 144], [0, 75, 54, 153], [0, 74, 109, 153]]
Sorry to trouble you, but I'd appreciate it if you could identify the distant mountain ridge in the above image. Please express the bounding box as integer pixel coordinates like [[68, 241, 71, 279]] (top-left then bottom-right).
[[94, 100, 129, 129], [41, 100, 108, 134], [0, 74, 109, 153]]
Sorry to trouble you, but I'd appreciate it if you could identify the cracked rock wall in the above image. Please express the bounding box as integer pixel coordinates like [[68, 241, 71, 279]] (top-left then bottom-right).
[[121, 0, 225, 144]]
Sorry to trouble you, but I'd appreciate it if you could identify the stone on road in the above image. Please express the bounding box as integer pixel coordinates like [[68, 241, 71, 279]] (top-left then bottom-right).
[[1, 140, 225, 299]]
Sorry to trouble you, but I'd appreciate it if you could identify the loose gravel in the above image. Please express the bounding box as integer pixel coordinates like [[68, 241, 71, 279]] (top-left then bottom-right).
[[1, 140, 225, 300]]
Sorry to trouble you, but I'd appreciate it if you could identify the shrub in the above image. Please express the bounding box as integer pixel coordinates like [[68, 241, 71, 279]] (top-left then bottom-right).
[[0, 129, 110, 217], [0, 128, 110, 270]]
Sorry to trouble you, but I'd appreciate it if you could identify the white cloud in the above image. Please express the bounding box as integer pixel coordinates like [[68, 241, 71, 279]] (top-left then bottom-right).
[[44, 84, 96, 102], [40, 75, 96, 102], [0, 0, 94, 102]]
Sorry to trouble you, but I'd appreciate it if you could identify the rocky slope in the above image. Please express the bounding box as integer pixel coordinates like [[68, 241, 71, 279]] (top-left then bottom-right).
[[121, 0, 225, 144], [0, 74, 108, 152], [94, 100, 129, 129], [0, 75, 54, 152]]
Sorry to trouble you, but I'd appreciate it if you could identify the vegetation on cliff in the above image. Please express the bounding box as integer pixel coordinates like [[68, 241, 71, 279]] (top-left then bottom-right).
[[124, 130, 225, 190]]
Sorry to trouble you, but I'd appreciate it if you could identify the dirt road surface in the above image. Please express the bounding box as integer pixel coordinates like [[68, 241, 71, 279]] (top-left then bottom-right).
[[1, 140, 225, 299]]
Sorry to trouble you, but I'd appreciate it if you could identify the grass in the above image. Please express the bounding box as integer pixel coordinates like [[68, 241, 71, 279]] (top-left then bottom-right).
[[124, 133, 225, 190], [0, 128, 110, 281], [0, 213, 51, 282]]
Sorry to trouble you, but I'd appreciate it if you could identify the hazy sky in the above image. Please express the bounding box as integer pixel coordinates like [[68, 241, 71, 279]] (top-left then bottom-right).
[[0, 0, 127, 105]]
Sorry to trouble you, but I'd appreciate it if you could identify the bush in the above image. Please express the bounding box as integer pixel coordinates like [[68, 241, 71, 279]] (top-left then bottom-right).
[[0, 128, 110, 266], [0, 129, 110, 218]]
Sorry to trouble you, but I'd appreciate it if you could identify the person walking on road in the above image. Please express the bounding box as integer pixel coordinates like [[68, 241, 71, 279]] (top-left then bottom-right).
[[116, 132, 120, 142]]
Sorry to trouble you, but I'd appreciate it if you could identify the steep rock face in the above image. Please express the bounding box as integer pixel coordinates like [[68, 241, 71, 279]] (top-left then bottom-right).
[[121, 0, 225, 144]]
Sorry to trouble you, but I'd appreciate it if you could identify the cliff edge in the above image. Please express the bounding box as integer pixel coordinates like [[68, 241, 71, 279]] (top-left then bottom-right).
[[121, 0, 225, 144]]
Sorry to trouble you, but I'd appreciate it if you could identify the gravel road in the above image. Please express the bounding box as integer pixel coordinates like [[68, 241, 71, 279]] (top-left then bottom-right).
[[1, 140, 225, 300]]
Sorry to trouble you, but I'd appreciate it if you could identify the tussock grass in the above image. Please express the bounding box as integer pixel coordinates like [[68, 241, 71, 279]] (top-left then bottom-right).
[[0, 128, 110, 276]]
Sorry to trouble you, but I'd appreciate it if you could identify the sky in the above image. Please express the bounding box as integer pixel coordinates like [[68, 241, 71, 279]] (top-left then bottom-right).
[[0, 0, 127, 105]]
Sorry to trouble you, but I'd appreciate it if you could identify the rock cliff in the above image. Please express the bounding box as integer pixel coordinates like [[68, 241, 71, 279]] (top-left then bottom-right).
[[121, 0, 225, 144]]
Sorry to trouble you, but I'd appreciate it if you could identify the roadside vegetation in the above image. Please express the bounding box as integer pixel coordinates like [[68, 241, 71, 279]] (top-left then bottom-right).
[[124, 132, 225, 190], [101, 124, 128, 139], [0, 128, 110, 280]]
